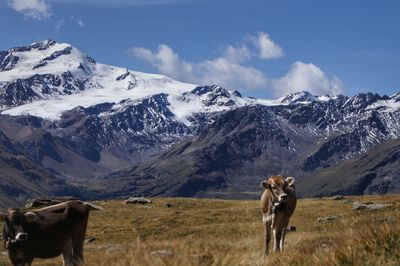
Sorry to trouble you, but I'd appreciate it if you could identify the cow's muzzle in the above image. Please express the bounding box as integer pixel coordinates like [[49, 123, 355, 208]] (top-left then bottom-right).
[[15, 233, 28, 242], [278, 194, 288, 202]]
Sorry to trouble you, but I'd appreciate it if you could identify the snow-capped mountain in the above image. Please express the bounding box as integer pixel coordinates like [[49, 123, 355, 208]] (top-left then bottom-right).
[[1, 40, 398, 130], [0, 39, 253, 123], [0, 40, 399, 206]]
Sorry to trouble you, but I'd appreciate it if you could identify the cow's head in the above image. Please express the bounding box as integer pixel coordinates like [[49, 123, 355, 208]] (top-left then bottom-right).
[[261, 175, 295, 206], [0, 209, 38, 250]]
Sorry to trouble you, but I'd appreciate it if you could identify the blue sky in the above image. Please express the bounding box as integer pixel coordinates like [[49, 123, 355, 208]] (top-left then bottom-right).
[[1, 0, 399, 98]]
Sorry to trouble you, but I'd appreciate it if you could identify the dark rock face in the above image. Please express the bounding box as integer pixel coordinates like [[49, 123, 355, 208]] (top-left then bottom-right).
[[0, 54, 19, 71], [0, 39, 57, 73], [42, 46, 72, 61], [183, 85, 241, 107], [0, 72, 89, 107]]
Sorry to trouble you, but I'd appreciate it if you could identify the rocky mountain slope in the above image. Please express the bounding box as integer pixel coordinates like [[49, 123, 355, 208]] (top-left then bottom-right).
[[298, 139, 400, 197], [95, 97, 400, 199], [0, 40, 399, 206], [0, 131, 83, 209]]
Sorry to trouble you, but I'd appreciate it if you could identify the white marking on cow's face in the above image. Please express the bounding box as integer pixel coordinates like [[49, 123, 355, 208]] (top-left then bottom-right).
[[278, 193, 288, 202], [11, 225, 27, 241], [15, 232, 28, 242]]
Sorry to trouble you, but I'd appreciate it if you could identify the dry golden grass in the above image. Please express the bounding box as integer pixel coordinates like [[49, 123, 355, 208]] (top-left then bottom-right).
[[1, 195, 400, 265]]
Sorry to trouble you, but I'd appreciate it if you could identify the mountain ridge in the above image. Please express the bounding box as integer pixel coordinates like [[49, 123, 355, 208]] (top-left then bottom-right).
[[0, 40, 399, 207]]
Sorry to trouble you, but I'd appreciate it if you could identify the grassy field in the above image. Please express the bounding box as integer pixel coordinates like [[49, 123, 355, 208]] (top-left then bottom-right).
[[1, 195, 400, 265]]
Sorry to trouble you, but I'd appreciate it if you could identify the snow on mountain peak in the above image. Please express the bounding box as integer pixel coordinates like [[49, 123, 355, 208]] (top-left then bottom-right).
[[0, 40, 202, 120], [0, 40, 399, 125], [0, 40, 95, 80], [280, 91, 316, 104]]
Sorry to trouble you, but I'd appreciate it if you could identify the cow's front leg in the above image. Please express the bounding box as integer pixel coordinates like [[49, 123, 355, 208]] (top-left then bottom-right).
[[279, 228, 287, 251], [273, 228, 283, 252], [262, 219, 272, 256]]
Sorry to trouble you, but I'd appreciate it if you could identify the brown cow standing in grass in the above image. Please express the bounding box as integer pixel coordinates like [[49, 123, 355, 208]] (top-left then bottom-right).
[[260, 175, 297, 256], [0, 201, 89, 266]]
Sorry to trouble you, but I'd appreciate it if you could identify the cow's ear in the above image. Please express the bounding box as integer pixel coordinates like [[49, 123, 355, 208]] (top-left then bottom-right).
[[261, 180, 271, 189], [0, 212, 7, 222], [24, 212, 38, 223], [285, 177, 295, 188]]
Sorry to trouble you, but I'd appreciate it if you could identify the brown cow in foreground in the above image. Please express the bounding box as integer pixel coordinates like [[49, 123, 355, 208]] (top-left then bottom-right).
[[260, 175, 297, 256], [0, 201, 89, 266]]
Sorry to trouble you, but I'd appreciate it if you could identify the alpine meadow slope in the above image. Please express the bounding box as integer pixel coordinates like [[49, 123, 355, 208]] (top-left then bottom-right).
[[0, 40, 399, 208]]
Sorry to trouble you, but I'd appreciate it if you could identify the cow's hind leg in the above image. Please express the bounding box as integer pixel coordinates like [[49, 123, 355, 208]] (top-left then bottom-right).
[[71, 235, 84, 266], [62, 239, 74, 266], [71, 221, 87, 266]]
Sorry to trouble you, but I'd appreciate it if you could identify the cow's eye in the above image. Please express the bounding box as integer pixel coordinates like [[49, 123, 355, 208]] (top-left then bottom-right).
[[271, 186, 277, 190]]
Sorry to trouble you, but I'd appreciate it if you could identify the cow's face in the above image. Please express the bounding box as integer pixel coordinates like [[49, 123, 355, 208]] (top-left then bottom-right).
[[0, 209, 37, 253], [261, 175, 295, 206]]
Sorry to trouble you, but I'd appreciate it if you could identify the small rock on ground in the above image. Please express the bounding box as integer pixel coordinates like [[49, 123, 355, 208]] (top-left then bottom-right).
[[125, 197, 152, 204], [317, 215, 342, 223], [150, 250, 174, 258], [367, 203, 392, 211], [352, 202, 392, 211], [330, 195, 344, 200]]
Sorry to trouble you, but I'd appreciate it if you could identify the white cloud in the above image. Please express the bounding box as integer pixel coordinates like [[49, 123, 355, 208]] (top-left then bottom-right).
[[130, 33, 344, 96], [77, 19, 84, 27], [222, 45, 251, 63], [131, 45, 195, 83], [8, 0, 51, 20], [253, 32, 284, 59], [130, 44, 267, 90], [197, 58, 268, 90], [272, 61, 344, 96], [222, 32, 284, 62], [129, 32, 285, 90]]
